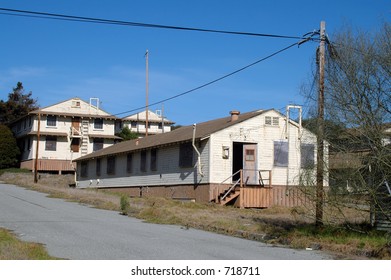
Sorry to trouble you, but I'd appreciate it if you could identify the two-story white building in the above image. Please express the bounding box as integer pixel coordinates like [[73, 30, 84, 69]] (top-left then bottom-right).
[[119, 110, 175, 137], [11, 97, 121, 174]]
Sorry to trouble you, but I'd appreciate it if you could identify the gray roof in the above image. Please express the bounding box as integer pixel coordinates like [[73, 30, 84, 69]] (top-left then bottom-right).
[[74, 109, 268, 162]]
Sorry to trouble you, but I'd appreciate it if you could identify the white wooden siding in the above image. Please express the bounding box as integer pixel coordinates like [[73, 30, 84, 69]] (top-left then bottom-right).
[[77, 140, 210, 188]]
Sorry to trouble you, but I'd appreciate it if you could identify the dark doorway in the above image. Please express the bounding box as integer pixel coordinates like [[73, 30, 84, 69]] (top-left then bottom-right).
[[232, 142, 244, 181]]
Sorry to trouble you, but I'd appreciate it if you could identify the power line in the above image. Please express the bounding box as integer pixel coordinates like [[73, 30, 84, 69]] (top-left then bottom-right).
[[114, 41, 306, 116], [0, 7, 305, 40]]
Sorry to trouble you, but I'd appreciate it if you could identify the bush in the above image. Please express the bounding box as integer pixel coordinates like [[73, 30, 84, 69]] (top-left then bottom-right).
[[120, 194, 130, 215], [0, 125, 20, 169]]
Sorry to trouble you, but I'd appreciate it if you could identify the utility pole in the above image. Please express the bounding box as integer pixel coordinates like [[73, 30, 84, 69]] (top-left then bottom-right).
[[316, 21, 326, 227], [145, 49, 149, 137], [34, 112, 41, 183]]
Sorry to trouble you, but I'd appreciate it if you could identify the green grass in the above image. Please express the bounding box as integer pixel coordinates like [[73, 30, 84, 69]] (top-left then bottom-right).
[[0, 168, 31, 176], [0, 229, 57, 260]]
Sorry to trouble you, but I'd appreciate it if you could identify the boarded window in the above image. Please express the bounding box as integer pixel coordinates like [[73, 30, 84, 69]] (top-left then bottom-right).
[[179, 142, 193, 168], [81, 161, 88, 177], [274, 140, 289, 167], [107, 156, 116, 175], [301, 143, 315, 169], [45, 136, 57, 151], [140, 151, 147, 172], [126, 153, 133, 173], [96, 158, 101, 176], [46, 115, 57, 127], [150, 149, 157, 171], [71, 138, 80, 152], [93, 138, 104, 152], [94, 118, 103, 129]]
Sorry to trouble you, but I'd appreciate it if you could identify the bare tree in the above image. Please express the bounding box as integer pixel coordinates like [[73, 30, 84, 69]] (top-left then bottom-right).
[[301, 23, 391, 229]]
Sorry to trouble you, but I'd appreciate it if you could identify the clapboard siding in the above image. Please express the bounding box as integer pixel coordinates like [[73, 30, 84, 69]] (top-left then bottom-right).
[[77, 140, 210, 188]]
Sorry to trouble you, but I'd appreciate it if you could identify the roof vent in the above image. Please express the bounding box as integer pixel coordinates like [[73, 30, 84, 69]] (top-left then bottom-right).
[[230, 110, 240, 122]]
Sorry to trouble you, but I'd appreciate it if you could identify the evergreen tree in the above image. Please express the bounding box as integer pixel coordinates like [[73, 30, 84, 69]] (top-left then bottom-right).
[[0, 124, 20, 168], [0, 82, 39, 124]]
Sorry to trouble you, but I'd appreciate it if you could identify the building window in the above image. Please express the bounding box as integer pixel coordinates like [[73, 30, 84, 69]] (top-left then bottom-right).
[[107, 156, 116, 175], [245, 149, 255, 161], [265, 116, 279, 126], [301, 143, 315, 169], [45, 136, 57, 151], [81, 161, 88, 177], [150, 149, 157, 171], [179, 142, 193, 168], [46, 115, 57, 127], [126, 153, 133, 173], [131, 121, 137, 128], [72, 100, 81, 107], [93, 138, 104, 151], [94, 118, 103, 129], [96, 158, 101, 176], [274, 140, 288, 167], [140, 150, 147, 172]]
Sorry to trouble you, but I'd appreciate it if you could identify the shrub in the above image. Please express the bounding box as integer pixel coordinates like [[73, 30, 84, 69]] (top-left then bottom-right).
[[0, 124, 20, 169], [120, 194, 130, 215]]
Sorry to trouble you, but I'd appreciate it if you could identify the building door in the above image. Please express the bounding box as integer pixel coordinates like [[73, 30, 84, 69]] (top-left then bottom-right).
[[243, 144, 258, 185], [232, 142, 258, 185], [72, 117, 81, 135]]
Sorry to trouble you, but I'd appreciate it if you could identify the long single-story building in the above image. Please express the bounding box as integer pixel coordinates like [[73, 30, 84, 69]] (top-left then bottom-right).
[[74, 108, 327, 208]]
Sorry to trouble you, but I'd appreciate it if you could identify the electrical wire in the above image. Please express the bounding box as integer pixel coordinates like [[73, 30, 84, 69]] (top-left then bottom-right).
[[114, 41, 305, 116], [0, 7, 305, 40]]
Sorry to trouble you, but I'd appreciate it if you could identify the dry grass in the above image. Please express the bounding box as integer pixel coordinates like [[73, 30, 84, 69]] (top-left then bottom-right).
[[1, 171, 390, 259], [0, 228, 57, 260]]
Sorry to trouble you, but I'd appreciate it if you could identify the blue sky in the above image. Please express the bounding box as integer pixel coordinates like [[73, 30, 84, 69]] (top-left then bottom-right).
[[0, 0, 389, 125]]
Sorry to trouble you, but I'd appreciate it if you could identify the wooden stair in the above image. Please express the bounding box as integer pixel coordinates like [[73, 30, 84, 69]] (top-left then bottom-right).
[[218, 177, 241, 205], [219, 189, 240, 205]]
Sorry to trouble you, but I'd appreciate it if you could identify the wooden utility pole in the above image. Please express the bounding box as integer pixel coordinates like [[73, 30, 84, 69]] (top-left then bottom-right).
[[34, 112, 41, 183], [145, 49, 149, 137], [316, 21, 326, 227]]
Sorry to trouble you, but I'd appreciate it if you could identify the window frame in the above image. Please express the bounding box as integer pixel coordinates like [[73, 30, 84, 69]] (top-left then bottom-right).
[[140, 150, 147, 172], [93, 138, 104, 152], [94, 118, 104, 130], [150, 149, 158, 171], [106, 156, 116, 175], [45, 135, 57, 151], [273, 140, 289, 167], [179, 142, 193, 168], [46, 115, 57, 127], [96, 158, 101, 176], [80, 161, 88, 178], [126, 153, 133, 174]]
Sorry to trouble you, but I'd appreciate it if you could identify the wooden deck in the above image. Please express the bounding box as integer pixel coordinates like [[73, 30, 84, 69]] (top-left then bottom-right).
[[215, 169, 306, 208]]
